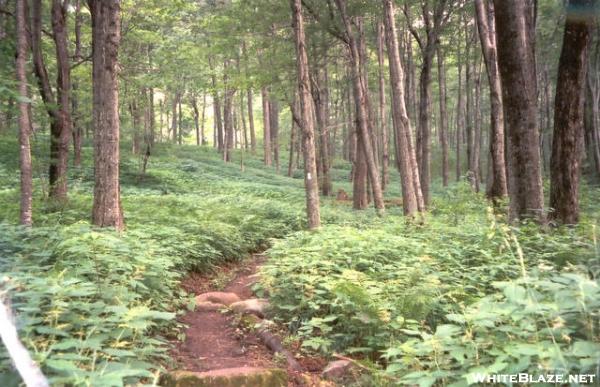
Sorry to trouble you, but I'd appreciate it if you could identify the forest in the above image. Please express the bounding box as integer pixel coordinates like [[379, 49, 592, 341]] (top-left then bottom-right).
[[0, 0, 599, 386]]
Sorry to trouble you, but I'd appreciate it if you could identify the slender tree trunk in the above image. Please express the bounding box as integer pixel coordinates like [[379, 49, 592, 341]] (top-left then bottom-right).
[[171, 92, 178, 143], [334, 0, 385, 213], [456, 54, 464, 181], [178, 93, 183, 145], [89, 0, 124, 230], [270, 99, 280, 171], [312, 67, 332, 196], [130, 99, 141, 154], [262, 87, 272, 166], [475, 0, 508, 200], [383, 0, 423, 215], [31, 0, 70, 201], [436, 43, 449, 187], [586, 79, 600, 177], [416, 46, 435, 206], [16, 0, 33, 227], [240, 92, 248, 150], [247, 89, 256, 152], [72, 0, 83, 166], [550, 0, 593, 224], [377, 21, 390, 191], [288, 98, 298, 177], [201, 93, 207, 145], [494, 0, 545, 222], [192, 94, 200, 146], [291, 0, 321, 229], [473, 59, 483, 192]]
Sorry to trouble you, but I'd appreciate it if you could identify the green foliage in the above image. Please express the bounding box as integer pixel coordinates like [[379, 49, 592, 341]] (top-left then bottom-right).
[[0, 141, 305, 386], [260, 182, 600, 385]]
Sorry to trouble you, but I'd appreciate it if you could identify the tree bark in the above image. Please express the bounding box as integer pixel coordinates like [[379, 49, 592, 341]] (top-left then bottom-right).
[[89, 0, 124, 230], [377, 21, 390, 191], [436, 43, 449, 187], [31, 0, 71, 201], [312, 67, 332, 196], [16, 0, 33, 227], [247, 89, 256, 152], [549, 0, 593, 225], [240, 92, 248, 150], [270, 99, 280, 171], [170, 92, 178, 143], [383, 0, 423, 215], [291, 0, 321, 229], [494, 0, 545, 222], [72, 0, 83, 166], [334, 0, 385, 214], [261, 87, 271, 166], [192, 94, 200, 146], [223, 63, 235, 162], [475, 0, 508, 200]]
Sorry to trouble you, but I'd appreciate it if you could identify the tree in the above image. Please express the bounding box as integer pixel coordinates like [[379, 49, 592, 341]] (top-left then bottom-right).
[[474, 0, 507, 201], [31, 0, 72, 201], [436, 43, 449, 187], [549, 0, 595, 224], [382, 0, 423, 216], [16, 0, 32, 227], [89, 0, 124, 230], [494, 0, 545, 222], [291, 0, 320, 229], [261, 87, 271, 166], [376, 21, 390, 191], [404, 0, 453, 206], [334, 0, 385, 214]]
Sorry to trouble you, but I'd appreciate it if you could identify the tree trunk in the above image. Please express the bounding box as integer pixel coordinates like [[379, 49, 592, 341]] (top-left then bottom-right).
[[334, 0, 385, 214], [494, 0, 545, 222], [436, 43, 449, 187], [247, 89, 256, 152], [72, 0, 83, 167], [31, 0, 70, 201], [291, 0, 321, 229], [192, 94, 200, 146], [16, 0, 33, 227], [89, 0, 124, 230], [201, 93, 207, 145], [383, 0, 423, 215], [261, 87, 271, 166], [171, 92, 178, 143], [416, 43, 434, 206], [549, 0, 593, 225], [456, 55, 464, 181], [288, 98, 298, 177], [240, 92, 248, 150], [377, 21, 390, 191], [270, 99, 280, 171], [178, 93, 183, 145], [312, 67, 332, 196], [475, 0, 508, 200]]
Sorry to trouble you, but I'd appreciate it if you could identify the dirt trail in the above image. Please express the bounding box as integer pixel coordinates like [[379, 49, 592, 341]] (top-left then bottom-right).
[[170, 255, 276, 372]]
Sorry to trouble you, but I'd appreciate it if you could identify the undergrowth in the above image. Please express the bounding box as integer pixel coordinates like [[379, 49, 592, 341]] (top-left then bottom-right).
[[260, 182, 600, 386], [0, 139, 305, 386]]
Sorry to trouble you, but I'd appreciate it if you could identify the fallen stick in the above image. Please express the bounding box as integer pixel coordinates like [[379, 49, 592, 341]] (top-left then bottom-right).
[[0, 296, 49, 387]]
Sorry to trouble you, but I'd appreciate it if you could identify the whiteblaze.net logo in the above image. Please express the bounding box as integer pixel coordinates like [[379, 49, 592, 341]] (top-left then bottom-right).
[[472, 373, 597, 384]]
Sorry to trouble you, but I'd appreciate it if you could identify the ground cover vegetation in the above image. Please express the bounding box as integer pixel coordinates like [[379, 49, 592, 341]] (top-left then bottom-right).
[[1, 0, 599, 385]]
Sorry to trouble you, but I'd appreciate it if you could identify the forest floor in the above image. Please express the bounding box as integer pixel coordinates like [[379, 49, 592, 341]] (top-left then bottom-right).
[[170, 255, 274, 372], [169, 253, 327, 386]]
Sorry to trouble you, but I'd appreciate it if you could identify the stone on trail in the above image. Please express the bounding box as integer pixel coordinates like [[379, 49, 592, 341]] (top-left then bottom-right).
[[321, 360, 354, 381], [229, 299, 269, 318], [195, 292, 241, 306], [161, 367, 287, 387], [195, 301, 225, 312]]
